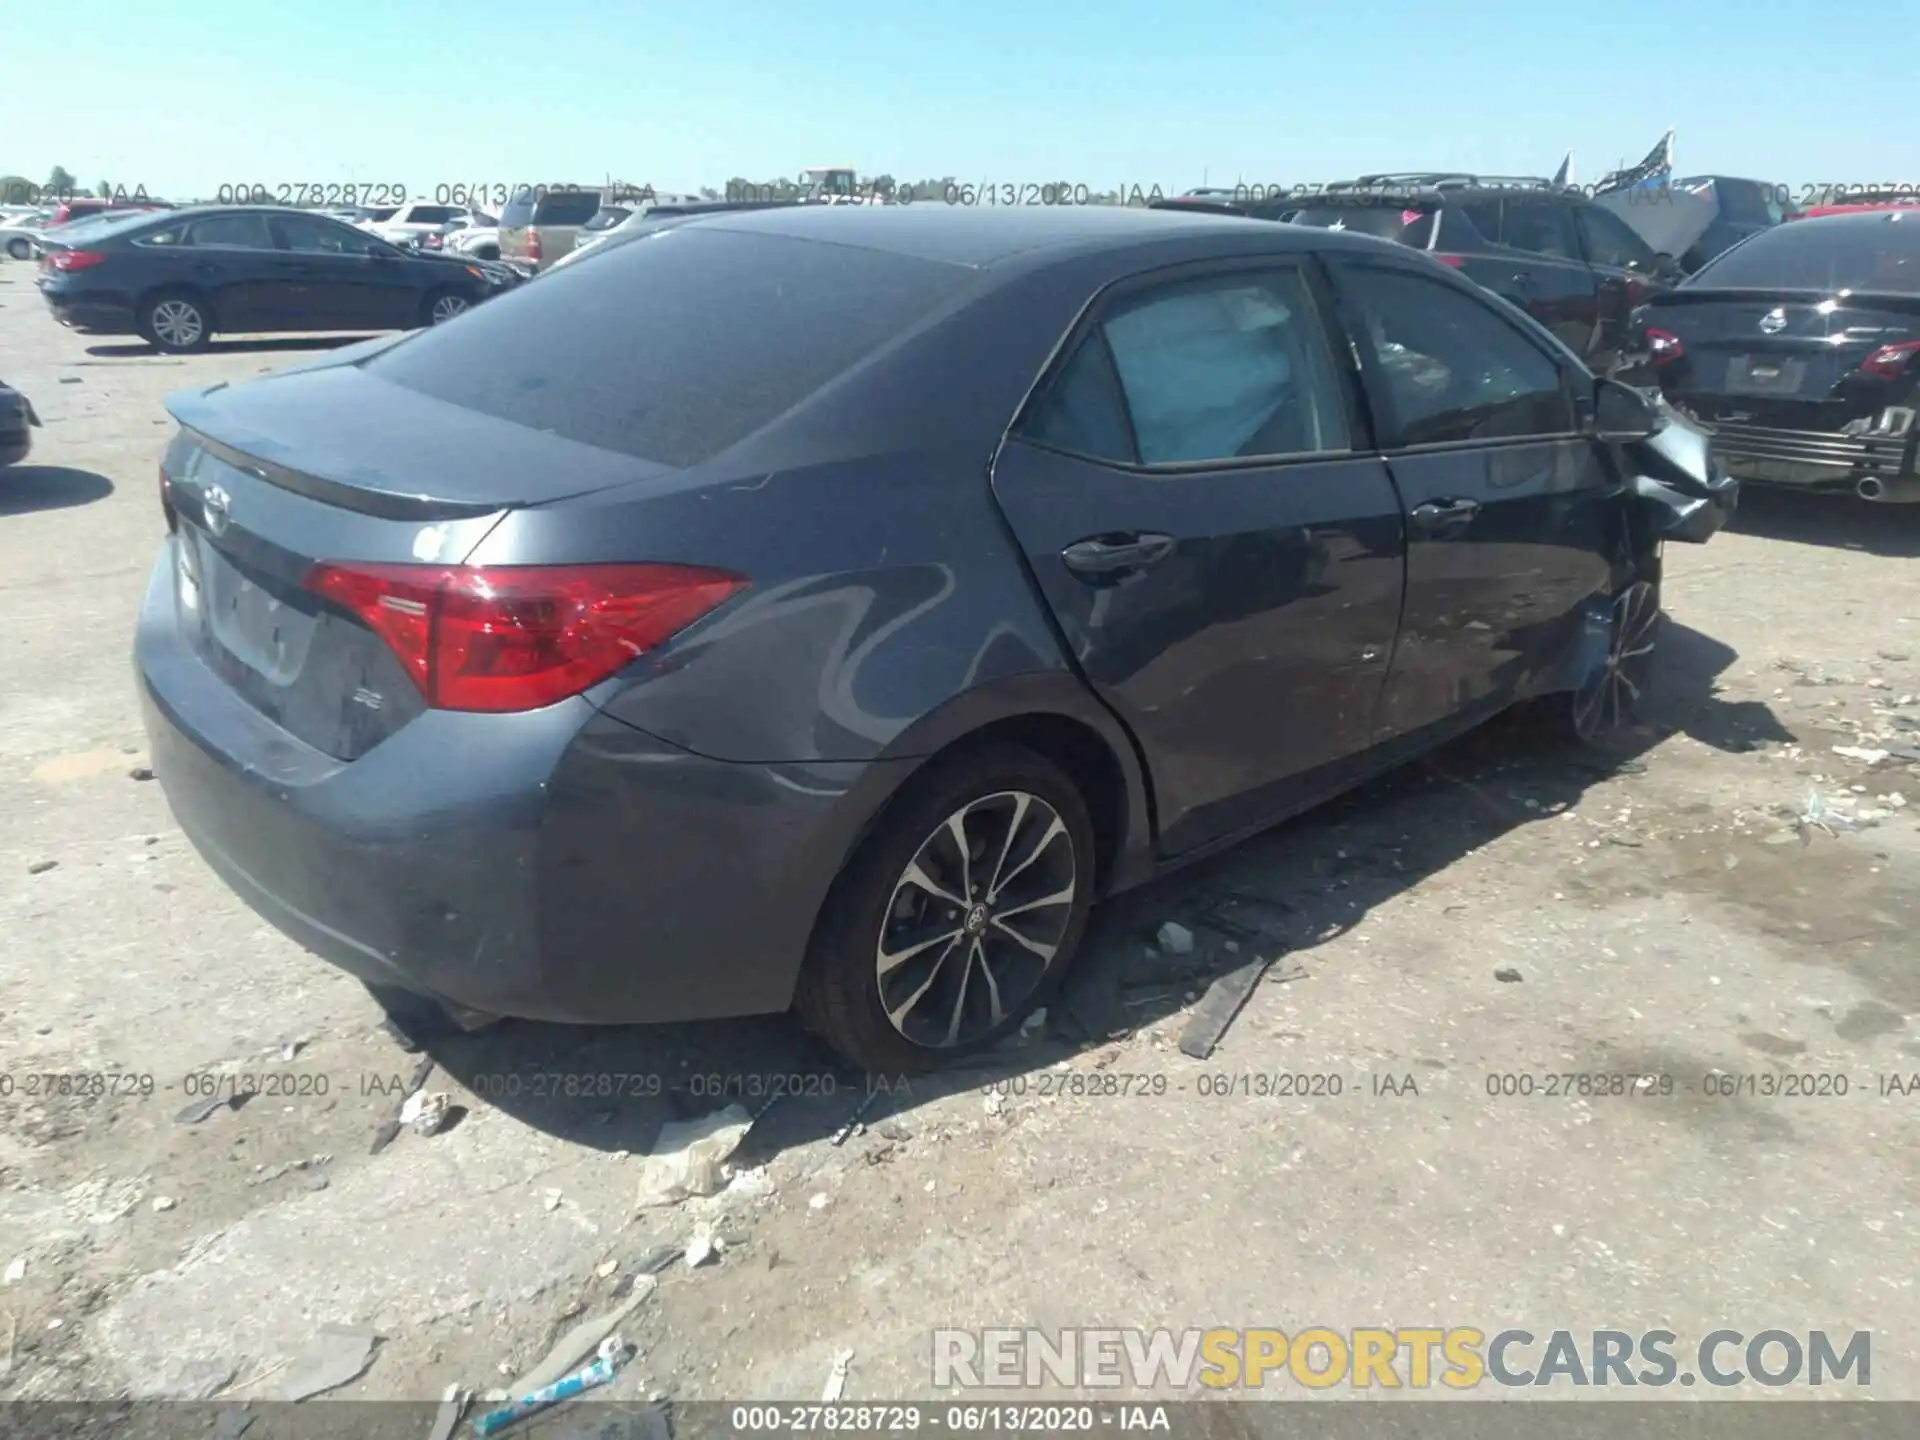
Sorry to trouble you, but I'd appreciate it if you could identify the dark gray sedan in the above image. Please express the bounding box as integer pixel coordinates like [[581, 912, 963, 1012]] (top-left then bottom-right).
[[136, 205, 1733, 1071]]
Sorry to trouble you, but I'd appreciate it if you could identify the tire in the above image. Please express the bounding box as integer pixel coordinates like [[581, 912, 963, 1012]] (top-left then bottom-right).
[[1542, 562, 1663, 745], [421, 288, 471, 327], [796, 744, 1096, 1073], [138, 291, 212, 353], [6, 239, 31, 261]]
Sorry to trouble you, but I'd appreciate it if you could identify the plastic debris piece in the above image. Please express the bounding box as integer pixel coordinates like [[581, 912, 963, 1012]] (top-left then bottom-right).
[[633, 1105, 754, 1208], [174, 1093, 240, 1126], [151, 1196, 177, 1213], [595, 1259, 618, 1279], [808, 1192, 830, 1211], [1178, 952, 1276, 1060], [1494, 967, 1524, 983], [281, 1323, 379, 1401], [823, 1348, 854, 1402], [474, 1334, 631, 1437], [3, 1256, 23, 1285], [1157, 922, 1196, 955], [684, 1225, 718, 1268], [505, 1282, 653, 1398], [542, 1189, 563, 1212], [402, 1091, 451, 1136], [26, 860, 56, 875], [426, 1383, 466, 1440], [1832, 745, 1890, 766]]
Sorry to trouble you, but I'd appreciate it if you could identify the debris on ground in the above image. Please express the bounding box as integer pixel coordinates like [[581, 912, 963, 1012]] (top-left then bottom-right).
[[3, 1256, 23, 1285], [632, 1243, 682, 1276], [808, 1192, 831, 1211], [128, 765, 154, 781], [399, 1090, 451, 1137], [173, 1093, 244, 1126], [684, 1224, 720, 1268], [369, 1057, 436, 1154], [504, 1280, 654, 1398], [1179, 947, 1285, 1060], [1832, 745, 1891, 766], [150, 1195, 177, 1212], [1156, 921, 1196, 955], [280, 1322, 379, 1401], [474, 1334, 632, 1437], [426, 1382, 467, 1440], [250, 1155, 330, 1188], [543, 1190, 563, 1213], [1794, 789, 1872, 842], [633, 1104, 754, 1208], [26, 859, 56, 875], [1494, 967, 1524, 983], [822, 1347, 854, 1402], [829, 1088, 882, 1146], [983, 1090, 1004, 1119]]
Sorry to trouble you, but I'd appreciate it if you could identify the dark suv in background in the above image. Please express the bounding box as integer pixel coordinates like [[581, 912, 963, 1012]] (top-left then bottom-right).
[[1157, 173, 1679, 368]]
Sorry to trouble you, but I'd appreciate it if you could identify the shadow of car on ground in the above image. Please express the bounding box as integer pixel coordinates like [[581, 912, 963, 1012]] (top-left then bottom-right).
[[83, 334, 384, 359], [405, 620, 1787, 1167], [1728, 486, 1920, 559], [0, 465, 115, 516]]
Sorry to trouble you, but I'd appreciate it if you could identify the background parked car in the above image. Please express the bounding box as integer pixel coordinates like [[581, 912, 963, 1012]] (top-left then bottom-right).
[[1631, 210, 1920, 503], [549, 198, 796, 271], [46, 196, 173, 228], [37, 205, 520, 352], [360, 202, 488, 246], [0, 380, 39, 467], [495, 185, 621, 270], [444, 224, 501, 261], [1, 209, 54, 260], [1792, 187, 1920, 221], [1597, 175, 1797, 274], [135, 205, 1726, 1072]]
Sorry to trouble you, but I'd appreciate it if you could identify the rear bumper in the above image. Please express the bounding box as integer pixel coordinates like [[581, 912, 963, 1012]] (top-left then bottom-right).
[[134, 540, 900, 1025], [41, 285, 137, 334], [1699, 418, 1919, 489]]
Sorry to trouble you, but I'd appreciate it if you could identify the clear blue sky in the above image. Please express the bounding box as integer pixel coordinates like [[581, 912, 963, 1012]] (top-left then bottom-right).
[[1, 0, 1900, 200]]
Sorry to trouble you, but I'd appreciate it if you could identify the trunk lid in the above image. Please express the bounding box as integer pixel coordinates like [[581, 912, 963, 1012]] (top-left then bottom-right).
[[1644, 289, 1920, 423], [159, 367, 669, 761]]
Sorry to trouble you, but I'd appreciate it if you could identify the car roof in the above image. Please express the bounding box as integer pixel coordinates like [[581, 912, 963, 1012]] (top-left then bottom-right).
[[658, 202, 1351, 268]]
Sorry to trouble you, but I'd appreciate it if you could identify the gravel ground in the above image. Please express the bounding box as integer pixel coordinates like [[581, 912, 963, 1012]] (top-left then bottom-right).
[[3, 263, 1919, 1414]]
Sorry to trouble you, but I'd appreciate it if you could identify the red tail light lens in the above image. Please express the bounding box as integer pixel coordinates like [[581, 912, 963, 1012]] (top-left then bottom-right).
[[526, 227, 543, 261], [1860, 338, 1920, 379], [302, 562, 747, 712], [1646, 327, 1685, 365], [1432, 253, 1467, 267], [47, 249, 106, 272]]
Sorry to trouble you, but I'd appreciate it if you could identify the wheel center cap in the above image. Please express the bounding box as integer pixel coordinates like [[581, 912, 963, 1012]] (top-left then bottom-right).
[[964, 903, 990, 935]]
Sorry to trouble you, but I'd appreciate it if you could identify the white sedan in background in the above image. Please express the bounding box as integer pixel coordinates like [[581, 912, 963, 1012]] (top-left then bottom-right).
[[359, 202, 490, 246], [1, 210, 54, 261]]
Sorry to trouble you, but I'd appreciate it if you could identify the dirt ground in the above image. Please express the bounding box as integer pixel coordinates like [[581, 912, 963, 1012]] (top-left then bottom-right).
[[3, 260, 1919, 1414]]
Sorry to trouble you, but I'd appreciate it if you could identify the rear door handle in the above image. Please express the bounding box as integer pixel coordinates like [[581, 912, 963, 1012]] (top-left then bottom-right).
[[1060, 533, 1176, 574], [1409, 498, 1481, 531]]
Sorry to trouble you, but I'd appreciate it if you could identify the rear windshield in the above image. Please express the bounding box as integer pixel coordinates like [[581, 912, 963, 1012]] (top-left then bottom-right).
[[531, 189, 602, 226], [364, 227, 972, 467], [1691, 215, 1920, 294], [1288, 203, 1437, 247]]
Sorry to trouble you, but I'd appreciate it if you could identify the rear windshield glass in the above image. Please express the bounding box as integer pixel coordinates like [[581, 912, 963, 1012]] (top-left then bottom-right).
[[364, 227, 972, 467], [1691, 216, 1920, 294], [1288, 203, 1436, 247], [531, 189, 602, 225]]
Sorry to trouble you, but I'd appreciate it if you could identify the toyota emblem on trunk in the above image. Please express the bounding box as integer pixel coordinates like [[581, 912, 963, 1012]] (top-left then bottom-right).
[[1759, 308, 1788, 335], [202, 483, 231, 536]]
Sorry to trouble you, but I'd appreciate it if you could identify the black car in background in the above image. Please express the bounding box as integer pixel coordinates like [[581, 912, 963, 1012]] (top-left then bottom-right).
[[1632, 210, 1920, 503], [1282, 176, 1682, 369], [36, 206, 520, 353]]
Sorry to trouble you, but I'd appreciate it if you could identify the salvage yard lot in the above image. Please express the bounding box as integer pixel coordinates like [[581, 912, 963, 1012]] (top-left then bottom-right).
[[3, 264, 1920, 1405]]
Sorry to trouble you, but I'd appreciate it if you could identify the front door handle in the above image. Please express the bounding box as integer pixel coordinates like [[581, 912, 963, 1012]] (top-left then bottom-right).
[[1409, 498, 1481, 531], [1060, 532, 1176, 575]]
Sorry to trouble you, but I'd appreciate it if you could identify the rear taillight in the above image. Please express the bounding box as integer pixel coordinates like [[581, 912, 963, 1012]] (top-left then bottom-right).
[[1431, 253, 1467, 267], [1646, 327, 1685, 365], [1860, 338, 1920, 379], [526, 227, 543, 261], [47, 249, 106, 272], [302, 562, 747, 713]]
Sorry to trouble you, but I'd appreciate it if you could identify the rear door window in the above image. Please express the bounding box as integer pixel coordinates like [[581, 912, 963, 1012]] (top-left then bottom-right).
[[365, 227, 973, 467], [187, 213, 276, 250], [272, 213, 379, 255], [1023, 269, 1351, 465], [1499, 198, 1580, 259], [1451, 197, 1504, 245], [531, 189, 603, 226], [1287, 203, 1437, 249]]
